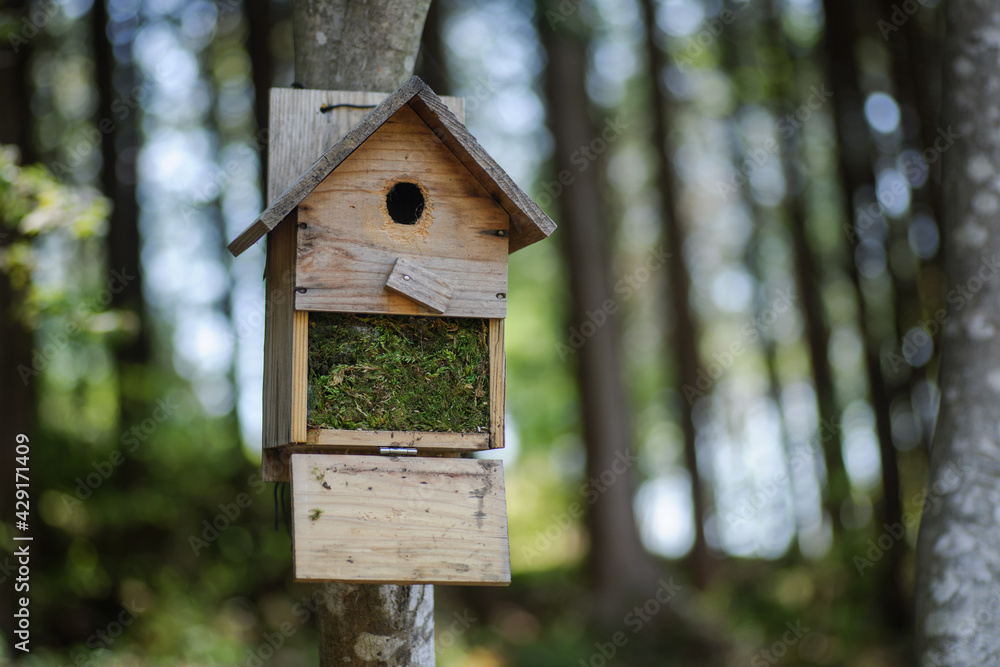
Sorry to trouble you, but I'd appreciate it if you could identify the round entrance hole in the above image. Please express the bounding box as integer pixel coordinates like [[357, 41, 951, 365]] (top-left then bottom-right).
[[386, 182, 425, 225]]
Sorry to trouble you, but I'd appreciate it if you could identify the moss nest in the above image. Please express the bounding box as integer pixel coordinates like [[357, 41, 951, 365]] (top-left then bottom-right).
[[307, 312, 490, 432]]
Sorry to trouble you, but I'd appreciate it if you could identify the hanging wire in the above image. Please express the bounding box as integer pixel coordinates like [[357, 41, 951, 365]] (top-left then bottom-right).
[[273, 482, 292, 537]]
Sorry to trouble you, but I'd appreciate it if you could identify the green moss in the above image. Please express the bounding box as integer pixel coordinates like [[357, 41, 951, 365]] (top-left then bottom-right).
[[307, 313, 490, 432]]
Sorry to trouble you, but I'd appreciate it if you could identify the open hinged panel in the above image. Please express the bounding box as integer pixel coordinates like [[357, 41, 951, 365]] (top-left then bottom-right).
[[290, 453, 511, 585]]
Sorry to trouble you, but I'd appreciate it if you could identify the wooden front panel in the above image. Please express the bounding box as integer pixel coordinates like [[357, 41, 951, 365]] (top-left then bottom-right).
[[295, 103, 509, 318], [291, 454, 511, 585]]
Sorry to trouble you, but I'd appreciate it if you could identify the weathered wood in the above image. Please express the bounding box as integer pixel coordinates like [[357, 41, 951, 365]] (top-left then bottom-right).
[[409, 90, 557, 253], [261, 442, 477, 484], [291, 453, 511, 585], [307, 428, 488, 450], [385, 257, 454, 314], [295, 103, 508, 317], [262, 215, 297, 449], [264, 88, 466, 205], [488, 319, 505, 450], [228, 77, 555, 257]]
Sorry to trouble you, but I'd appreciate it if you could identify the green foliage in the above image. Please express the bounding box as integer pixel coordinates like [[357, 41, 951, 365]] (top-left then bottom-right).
[[0, 145, 109, 296], [307, 312, 490, 432]]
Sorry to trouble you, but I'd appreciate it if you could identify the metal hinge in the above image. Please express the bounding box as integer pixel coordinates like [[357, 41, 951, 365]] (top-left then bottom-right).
[[378, 447, 418, 456]]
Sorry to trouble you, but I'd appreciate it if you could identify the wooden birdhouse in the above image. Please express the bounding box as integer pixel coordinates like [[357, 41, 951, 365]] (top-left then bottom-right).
[[228, 76, 555, 586]]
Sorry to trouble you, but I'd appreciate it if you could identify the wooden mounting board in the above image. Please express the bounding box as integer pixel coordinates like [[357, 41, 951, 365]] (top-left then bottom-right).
[[291, 454, 510, 586]]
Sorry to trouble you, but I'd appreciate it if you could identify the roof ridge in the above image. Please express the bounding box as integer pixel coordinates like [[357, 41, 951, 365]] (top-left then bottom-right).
[[228, 76, 555, 257]]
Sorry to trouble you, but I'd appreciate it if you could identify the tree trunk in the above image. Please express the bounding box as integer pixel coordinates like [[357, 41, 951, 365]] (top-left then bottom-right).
[[915, 3, 1000, 664], [318, 585, 435, 665], [93, 0, 150, 390], [539, 17, 658, 611], [820, 0, 909, 629], [288, 1, 435, 663], [638, 0, 712, 588], [291, 0, 432, 92]]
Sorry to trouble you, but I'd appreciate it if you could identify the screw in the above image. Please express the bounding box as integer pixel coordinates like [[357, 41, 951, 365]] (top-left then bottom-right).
[[297, 287, 307, 294], [496, 293, 506, 299], [402, 275, 411, 281], [496, 230, 506, 237], [298, 222, 307, 229]]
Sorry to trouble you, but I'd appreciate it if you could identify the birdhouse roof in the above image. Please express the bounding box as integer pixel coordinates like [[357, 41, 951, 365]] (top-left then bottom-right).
[[228, 76, 556, 257]]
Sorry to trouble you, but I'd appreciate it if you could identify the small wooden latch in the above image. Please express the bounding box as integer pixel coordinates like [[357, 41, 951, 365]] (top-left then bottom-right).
[[384, 257, 454, 313]]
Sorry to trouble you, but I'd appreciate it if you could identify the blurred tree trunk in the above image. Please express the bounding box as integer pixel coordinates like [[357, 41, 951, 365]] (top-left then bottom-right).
[[289, 1, 436, 664], [915, 3, 1000, 663], [0, 0, 35, 643], [820, 0, 909, 630], [247, 0, 274, 195], [539, 15, 658, 610], [92, 0, 150, 399], [415, 0, 450, 94], [638, 0, 712, 588], [818, 0, 911, 631]]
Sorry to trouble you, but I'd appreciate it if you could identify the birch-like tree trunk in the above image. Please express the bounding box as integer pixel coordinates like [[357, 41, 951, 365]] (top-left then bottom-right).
[[288, 1, 435, 664], [292, 0, 432, 92], [915, 3, 1000, 664]]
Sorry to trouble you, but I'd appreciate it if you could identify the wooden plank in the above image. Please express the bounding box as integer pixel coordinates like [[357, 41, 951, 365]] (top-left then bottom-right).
[[230, 81, 465, 256], [295, 103, 509, 318], [262, 215, 296, 449], [266, 87, 465, 205], [384, 257, 454, 313], [263, 443, 475, 484], [307, 428, 489, 450], [291, 310, 309, 444], [291, 454, 511, 585], [489, 319, 505, 450], [228, 76, 555, 257], [409, 88, 557, 253]]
